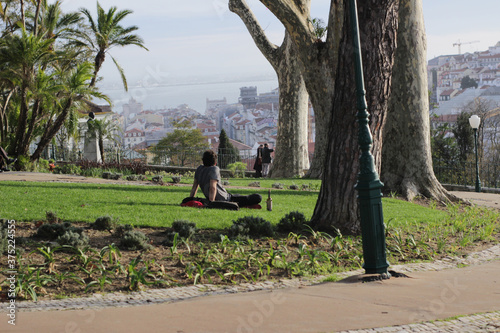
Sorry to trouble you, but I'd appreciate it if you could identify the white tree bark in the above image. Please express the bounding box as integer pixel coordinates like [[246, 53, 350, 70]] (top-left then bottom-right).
[[381, 0, 458, 203], [229, 0, 309, 177]]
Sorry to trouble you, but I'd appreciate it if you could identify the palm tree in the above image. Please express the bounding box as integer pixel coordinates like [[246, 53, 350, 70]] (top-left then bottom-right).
[[0, 29, 56, 156], [72, 2, 148, 90], [86, 117, 121, 162], [31, 62, 110, 161]]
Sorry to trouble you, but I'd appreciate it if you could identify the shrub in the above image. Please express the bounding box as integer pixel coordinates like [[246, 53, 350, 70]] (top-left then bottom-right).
[[119, 230, 153, 251], [229, 216, 274, 238], [54, 164, 82, 175], [46, 211, 60, 224], [38, 159, 50, 172], [126, 175, 138, 181], [272, 183, 284, 189], [102, 172, 112, 179], [171, 176, 181, 184], [35, 221, 83, 240], [277, 211, 309, 233], [289, 184, 299, 190], [110, 173, 123, 180], [222, 180, 230, 186], [152, 175, 163, 184], [57, 230, 89, 248], [227, 162, 247, 178], [92, 216, 118, 231], [172, 220, 197, 238], [115, 224, 134, 238], [81, 168, 102, 178], [248, 181, 261, 187]]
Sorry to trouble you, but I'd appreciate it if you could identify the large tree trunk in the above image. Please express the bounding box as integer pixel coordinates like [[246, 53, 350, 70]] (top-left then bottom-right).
[[381, 0, 458, 203], [229, 0, 309, 178], [271, 34, 310, 177], [31, 99, 73, 161], [260, 0, 398, 234], [12, 83, 29, 157]]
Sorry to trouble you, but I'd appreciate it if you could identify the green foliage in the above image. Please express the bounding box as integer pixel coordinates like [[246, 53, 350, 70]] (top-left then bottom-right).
[[152, 122, 209, 166], [15, 155, 31, 171], [229, 216, 274, 238], [92, 216, 118, 231], [227, 162, 247, 178], [114, 224, 134, 238], [35, 221, 84, 240], [277, 211, 310, 234], [46, 211, 60, 223], [171, 175, 182, 183], [53, 164, 82, 175], [56, 231, 89, 248], [452, 111, 474, 163], [311, 18, 327, 41], [172, 220, 197, 238], [218, 129, 240, 169], [81, 168, 103, 178], [119, 230, 153, 251], [460, 75, 478, 89], [431, 120, 459, 163]]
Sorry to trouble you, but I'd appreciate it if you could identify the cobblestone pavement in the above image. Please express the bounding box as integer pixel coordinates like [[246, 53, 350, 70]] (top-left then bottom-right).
[[2, 245, 499, 332], [339, 311, 500, 333]]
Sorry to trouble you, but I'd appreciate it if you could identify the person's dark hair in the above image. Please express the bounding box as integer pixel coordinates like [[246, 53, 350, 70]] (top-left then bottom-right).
[[264, 143, 268, 147], [202, 150, 217, 167]]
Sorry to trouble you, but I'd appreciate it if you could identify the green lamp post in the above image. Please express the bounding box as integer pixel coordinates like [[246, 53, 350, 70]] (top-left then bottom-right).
[[469, 115, 481, 192], [349, 0, 389, 275]]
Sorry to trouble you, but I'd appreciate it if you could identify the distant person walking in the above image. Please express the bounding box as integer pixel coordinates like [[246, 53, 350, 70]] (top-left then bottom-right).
[[262, 143, 274, 177]]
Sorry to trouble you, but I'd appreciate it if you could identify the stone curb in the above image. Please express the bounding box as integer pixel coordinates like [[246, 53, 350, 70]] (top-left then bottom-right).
[[3, 244, 499, 313]]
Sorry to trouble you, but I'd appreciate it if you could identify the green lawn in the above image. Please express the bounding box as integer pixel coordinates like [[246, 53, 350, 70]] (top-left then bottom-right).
[[0, 180, 448, 229]]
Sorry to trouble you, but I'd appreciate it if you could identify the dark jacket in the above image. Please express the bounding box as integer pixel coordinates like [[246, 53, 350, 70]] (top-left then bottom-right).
[[262, 147, 274, 163]]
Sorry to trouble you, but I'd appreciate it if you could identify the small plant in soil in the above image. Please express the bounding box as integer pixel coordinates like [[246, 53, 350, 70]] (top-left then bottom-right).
[[277, 211, 310, 234], [92, 216, 118, 231], [35, 221, 84, 240], [114, 224, 134, 238], [119, 230, 153, 251], [229, 216, 274, 238], [56, 230, 89, 248], [172, 220, 197, 238]]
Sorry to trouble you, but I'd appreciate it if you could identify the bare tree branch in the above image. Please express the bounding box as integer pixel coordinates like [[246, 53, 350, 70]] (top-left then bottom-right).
[[258, 0, 316, 50], [229, 0, 280, 67]]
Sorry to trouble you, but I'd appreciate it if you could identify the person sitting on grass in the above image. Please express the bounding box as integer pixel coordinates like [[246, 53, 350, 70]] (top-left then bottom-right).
[[190, 150, 262, 207]]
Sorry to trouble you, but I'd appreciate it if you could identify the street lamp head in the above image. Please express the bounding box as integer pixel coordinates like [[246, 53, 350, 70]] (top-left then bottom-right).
[[469, 115, 481, 129]]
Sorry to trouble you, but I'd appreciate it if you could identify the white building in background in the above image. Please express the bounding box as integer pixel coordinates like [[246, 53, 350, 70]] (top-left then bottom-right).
[[124, 128, 146, 149]]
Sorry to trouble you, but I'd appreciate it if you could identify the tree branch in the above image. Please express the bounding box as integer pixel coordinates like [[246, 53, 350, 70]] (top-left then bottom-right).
[[258, 0, 316, 49], [229, 0, 280, 67]]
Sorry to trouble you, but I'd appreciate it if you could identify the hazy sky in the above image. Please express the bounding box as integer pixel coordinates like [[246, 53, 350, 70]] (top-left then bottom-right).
[[59, 0, 500, 87]]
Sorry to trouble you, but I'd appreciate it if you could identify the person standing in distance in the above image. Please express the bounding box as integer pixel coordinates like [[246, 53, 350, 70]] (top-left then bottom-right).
[[262, 143, 274, 177]]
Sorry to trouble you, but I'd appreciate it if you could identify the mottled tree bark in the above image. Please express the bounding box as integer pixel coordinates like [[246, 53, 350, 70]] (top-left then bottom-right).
[[229, 0, 309, 178], [381, 0, 458, 203], [261, 0, 398, 234]]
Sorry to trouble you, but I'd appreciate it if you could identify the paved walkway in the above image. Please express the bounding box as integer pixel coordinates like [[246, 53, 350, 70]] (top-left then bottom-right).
[[1, 172, 500, 332]]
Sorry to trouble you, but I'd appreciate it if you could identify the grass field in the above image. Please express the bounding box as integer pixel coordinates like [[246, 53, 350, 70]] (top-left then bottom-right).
[[1, 178, 499, 301], [0, 180, 449, 229]]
